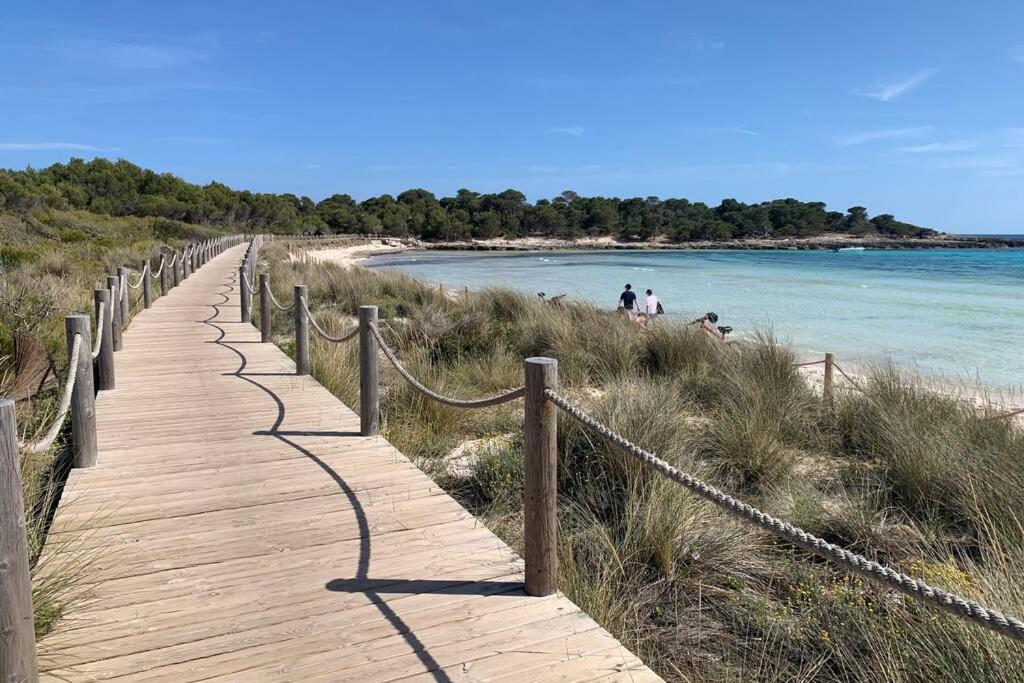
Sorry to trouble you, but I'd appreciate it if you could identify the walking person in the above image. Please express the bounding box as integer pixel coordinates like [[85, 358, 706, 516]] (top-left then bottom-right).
[[618, 283, 637, 318], [644, 288, 662, 323]]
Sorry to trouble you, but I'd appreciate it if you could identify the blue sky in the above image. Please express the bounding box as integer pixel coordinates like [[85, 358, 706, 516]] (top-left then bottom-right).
[[2, 1, 1023, 233]]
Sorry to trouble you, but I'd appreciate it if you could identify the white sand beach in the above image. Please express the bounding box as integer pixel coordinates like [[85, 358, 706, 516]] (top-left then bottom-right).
[[294, 239, 416, 268]]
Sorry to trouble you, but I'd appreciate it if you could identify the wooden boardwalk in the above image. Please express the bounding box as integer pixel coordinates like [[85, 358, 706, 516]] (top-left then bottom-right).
[[37, 244, 660, 682]]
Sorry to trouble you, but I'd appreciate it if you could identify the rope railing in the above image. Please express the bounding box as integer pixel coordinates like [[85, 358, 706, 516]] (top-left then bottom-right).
[[18, 333, 83, 454], [0, 234, 254, 670], [369, 322, 526, 408], [795, 353, 1021, 421], [267, 287, 293, 311], [91, 303, 105, 360], [242, 271, 257, 295], [231, 233, 1024, 642], [831, 360, 866, 392], [299, 297, 359, 344], [541, 387, 1024, 641], [127, 264, 147, 289], [150, 258, 164, 278]]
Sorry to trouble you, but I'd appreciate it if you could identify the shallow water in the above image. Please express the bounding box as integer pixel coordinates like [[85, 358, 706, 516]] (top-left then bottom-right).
[[366, 248, 1024, 389]]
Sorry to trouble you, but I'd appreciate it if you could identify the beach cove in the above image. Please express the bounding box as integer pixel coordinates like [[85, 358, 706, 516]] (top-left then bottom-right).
[[363, 247, 1024, 390]]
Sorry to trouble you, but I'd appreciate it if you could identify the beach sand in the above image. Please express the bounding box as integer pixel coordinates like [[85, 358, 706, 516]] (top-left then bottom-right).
[[298, 240, 1023, 423], [294, 239, 416, 268], [796, 361, 1023, 423]]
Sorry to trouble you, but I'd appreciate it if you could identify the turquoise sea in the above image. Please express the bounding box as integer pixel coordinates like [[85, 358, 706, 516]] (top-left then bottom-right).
[[366, 248, 1024, 388]]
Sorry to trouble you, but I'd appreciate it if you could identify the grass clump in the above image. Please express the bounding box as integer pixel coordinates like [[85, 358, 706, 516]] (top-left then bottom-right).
[[263, 240, 1024, 682]]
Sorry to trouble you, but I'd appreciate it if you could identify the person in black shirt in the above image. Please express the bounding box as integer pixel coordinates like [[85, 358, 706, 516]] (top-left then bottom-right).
[[618, 283, 637, 318]]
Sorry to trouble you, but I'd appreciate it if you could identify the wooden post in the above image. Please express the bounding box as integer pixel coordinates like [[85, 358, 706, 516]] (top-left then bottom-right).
[[142, 260, 153, 309], [359, 305, 379, 436], [183, 247, 191, 279], [93, 289, 115, 391], [524, 356, 558, 597], [106, 275, 123, 352], [259, 274, 272, 343], [240, 266, 251, 324], [117, 266, 130, 327], [172, 253, 180, 288], [159, 255, 169, 296], [66, 315, 97, 468], [0, 399, 38, 681], [294, 285, 309, 375], [823, 352, 835, 409]]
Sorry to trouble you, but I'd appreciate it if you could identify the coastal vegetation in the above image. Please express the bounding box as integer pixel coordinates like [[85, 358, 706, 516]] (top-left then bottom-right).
[[258, 241, 1024, 681], [1, 167, 1019, 675], [2, 158, 937, 242]]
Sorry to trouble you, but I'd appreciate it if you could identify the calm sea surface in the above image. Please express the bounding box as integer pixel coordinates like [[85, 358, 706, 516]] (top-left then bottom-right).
[[366, 248, 1024, 388]]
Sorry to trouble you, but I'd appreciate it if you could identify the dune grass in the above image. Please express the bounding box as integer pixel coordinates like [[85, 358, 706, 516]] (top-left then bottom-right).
[[259, 239, 1024, 681]]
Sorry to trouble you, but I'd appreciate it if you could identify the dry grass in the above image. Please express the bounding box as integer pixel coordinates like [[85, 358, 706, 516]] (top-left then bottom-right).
[[262, 240, 1024, 681]]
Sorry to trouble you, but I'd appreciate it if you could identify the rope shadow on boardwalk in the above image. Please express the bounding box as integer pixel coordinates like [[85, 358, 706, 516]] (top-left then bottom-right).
[[202, 273, 459, 682]]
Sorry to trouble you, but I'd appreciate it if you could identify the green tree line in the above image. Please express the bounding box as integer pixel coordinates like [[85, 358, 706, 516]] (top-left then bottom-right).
[[1, 158, 935, 241]]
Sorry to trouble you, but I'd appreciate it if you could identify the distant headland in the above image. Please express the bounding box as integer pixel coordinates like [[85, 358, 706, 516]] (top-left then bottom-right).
[[2, 158, 1021, 249]]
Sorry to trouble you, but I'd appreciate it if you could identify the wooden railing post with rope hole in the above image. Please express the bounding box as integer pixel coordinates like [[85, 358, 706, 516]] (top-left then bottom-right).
[[117, 266, 130, 327], [359, 305, 380, 436], [143, 259, 153, 308], [240, 265, 251, 324], [0, 399, 38, 681], [260, 274, 272, 343], [823, 352, 835, 409], [159, 254, 169, 296], [524, 356, 558, 596], [294, 285, 310, 376], [66, 314, 97, 468], [106, 275, 123, 352], [94, 288, 115, 391]]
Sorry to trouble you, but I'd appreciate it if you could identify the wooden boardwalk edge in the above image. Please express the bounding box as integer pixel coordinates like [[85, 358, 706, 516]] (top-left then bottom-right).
[[36, 243, 662, 682]]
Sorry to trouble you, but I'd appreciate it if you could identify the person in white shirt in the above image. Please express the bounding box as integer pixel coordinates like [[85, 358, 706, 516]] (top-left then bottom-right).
[[644, 289, 660, 322]]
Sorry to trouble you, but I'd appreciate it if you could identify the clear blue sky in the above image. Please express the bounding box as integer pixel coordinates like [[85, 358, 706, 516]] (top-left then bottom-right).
[[2, 1, 1023, 233]]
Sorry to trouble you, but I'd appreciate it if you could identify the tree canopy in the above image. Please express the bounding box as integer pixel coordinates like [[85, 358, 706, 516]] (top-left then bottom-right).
[[0, 158, 936, 241]]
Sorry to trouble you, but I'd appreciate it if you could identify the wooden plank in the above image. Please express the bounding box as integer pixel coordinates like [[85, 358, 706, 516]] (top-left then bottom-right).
[[35, 243, 660, 682]]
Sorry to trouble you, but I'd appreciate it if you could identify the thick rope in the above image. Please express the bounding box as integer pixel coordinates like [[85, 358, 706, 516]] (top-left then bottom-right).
[[369, 322, 525, 408], [170, 252, 178, 267], [832, 361, 866, 392], [20, 334, 83, 454], [543, 389, 1024, 641], [91, 302, 104, 360], [267, 287, 293, 311], [242, 270, 257, 295], [150, 258, 165, 278], [127, 264, 147, 289], [299, 297, 358, 343]]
